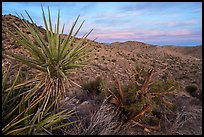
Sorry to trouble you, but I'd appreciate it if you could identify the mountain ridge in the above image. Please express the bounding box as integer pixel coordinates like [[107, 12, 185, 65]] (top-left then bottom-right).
[[2, 13, 202, 85]]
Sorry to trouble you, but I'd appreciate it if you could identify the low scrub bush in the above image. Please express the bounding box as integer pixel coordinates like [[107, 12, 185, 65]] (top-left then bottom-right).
[[82, 76, 103, 95], [185, 84, 198, 97], [108, 67, 179, 131]]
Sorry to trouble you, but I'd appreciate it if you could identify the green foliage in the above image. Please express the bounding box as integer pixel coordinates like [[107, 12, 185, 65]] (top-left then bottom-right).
[[185, 84, 198, 97], [4, 6, 93, 109], [185, 84, 202, 101], [82, 76, 103, 95], [130, 57, 136, 62], [109, 67, 178, 130], [198, 92, 202, 101], [161, 72, 168, 80], [2, 63, 76, 135], [2, 6, 93, 135], [5, 8, 93, 79], [150, 79, 179, 93], [111, 59, 117, 62]]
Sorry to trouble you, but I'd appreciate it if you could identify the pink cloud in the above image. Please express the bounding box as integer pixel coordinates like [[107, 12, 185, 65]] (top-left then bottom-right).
[[168, 29, 191, 35], [88, 28, 196, 43], [95, 12, 143, 19], [90, 31, 138, 40], [139, 30, 165, 37], [159, 19, 198, 27], [137, 29, 191, 37]]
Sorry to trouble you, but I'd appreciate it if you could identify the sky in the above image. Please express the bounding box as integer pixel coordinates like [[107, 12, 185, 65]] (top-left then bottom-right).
[[2, 2, 202, 46]]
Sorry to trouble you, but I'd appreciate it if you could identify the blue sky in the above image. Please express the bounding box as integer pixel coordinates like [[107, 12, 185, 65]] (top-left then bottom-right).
[[2, 2, 202, 46]]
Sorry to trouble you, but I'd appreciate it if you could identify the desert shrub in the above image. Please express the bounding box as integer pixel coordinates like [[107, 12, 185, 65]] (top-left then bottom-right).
[[161, 72, 168, 81], [185, 84, 198, 97], [150, 79, 179, 93], [109, 67, 178, 131], [186, 85, 202, 102], [112, 59, 117, 62], [130, 57, 136, 62], [82, 76, 103, 95], [198, 91, 202, 101]]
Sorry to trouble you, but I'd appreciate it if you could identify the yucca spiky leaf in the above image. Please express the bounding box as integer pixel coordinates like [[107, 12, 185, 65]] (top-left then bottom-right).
[[4, 6, 94, 110], [2, 64, 76, 135], [3, 7, 92, 134], [5, 6, 93, 80]]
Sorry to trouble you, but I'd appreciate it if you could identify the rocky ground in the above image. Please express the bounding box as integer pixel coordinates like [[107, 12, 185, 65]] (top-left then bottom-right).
[[2, 14, 202, 135]]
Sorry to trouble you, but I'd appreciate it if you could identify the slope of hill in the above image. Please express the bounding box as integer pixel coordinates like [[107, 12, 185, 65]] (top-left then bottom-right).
[[2, 14, 202, 135]]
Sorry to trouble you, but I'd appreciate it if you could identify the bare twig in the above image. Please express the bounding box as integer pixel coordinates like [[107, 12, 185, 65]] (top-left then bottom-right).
[[140, 68, 153, 94], [130, 104, 151, 120], [131, 119, 161, 131]]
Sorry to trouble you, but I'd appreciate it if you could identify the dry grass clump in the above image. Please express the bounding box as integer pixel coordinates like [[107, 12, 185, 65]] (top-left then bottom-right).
[[82, 97, 123, 135], [63, 96, 133, 135], [162, 107, 201, 135]]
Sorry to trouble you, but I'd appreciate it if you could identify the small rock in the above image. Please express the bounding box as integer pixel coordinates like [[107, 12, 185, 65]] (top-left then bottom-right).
[[144, 128, 151, 133], [76, 100, 95, 115], [63, 97, 80, 110]]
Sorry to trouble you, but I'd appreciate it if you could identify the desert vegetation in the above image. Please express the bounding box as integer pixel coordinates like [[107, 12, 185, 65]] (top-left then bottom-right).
[[3, 6, 93, 135], [2, 6, 202, 135]]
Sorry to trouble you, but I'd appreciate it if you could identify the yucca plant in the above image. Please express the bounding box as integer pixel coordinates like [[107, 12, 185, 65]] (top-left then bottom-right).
[[2, 63, 77, 135], [109, 67, 178, 131], [2, 63, 31, 135], [4, 6, 94, 111]]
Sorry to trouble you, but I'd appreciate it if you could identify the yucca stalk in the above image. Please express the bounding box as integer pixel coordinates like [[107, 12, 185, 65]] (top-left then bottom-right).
[[4, 6, 93, 109]]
